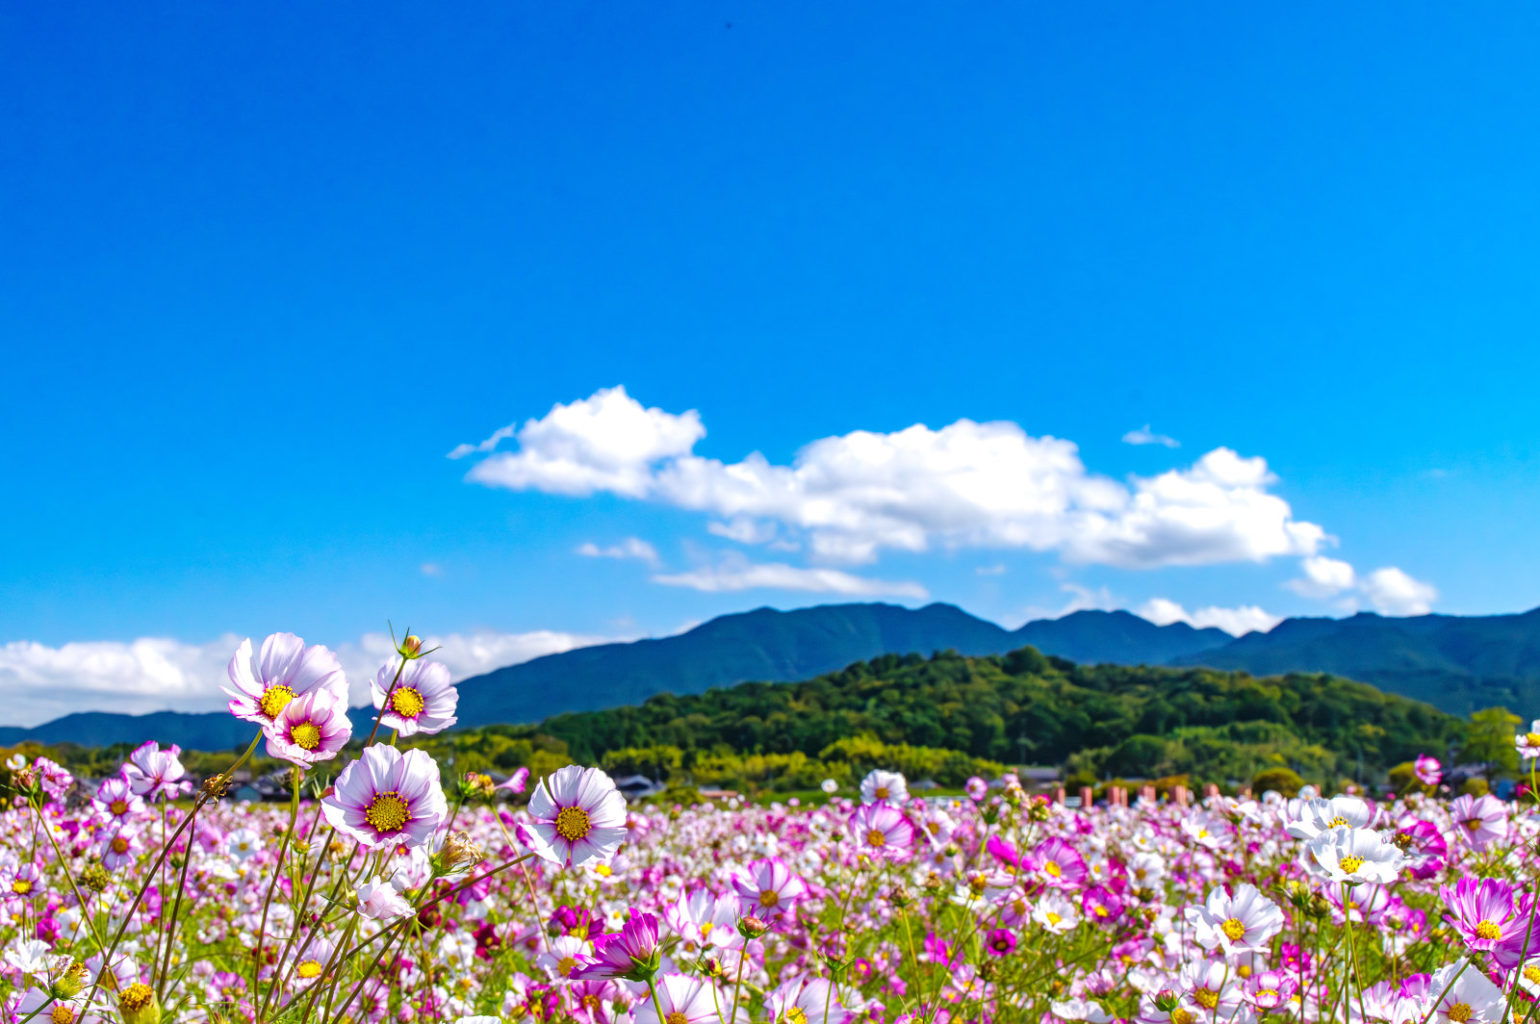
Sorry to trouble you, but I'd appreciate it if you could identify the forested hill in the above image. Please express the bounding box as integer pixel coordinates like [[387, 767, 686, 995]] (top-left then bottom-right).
[[510, 646, 1463, 785]]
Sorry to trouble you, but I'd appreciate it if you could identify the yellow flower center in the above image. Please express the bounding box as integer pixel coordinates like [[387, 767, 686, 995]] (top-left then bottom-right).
[[259, 685, 295, 718], [1044, 861, 1062, 877], [785, 1009, 808, 1024], [1527, 732, 1540, 746], [867, 829, 887, 848], [700, 922, 713, 937], [666, 1014, 690, 1024], [1447, 1002, 1473, 1024], [1093, 905, 1108, 918], [1194, 988, 1220, 1010], [11, 879, 32, 895], [554, 806, 592, 842], [1338, 855, 1364, 875], [120, 982, 155, 1011], [557, 956, 577, 976], [759, 889, 780, 908], [296, 960, 323, 979], [1222, 917, 1247, 941], [1525, 966, 1540, 984], [1328, 815, 1349, 828], [291, 722, 321, 750], [390, 686, 425, 719], [50, 1007, 75, 1024], [874, 786, 889, 799], [1476, 920, 1502, 940], [1237, 964, 1252, 979], [1257, 988, 1277, 1000], [1170, 1011, 1195, 1024], [595, 863, 612, 877], [1046, 912, 1062, 925], [110, 799, 128, 815], [111, 836, 130, 854], [1464, 818, 1484, 832], [364, 791, 410, 833]]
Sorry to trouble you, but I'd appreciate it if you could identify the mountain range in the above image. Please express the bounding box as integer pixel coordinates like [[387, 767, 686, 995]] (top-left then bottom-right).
[[4, 601, 1539, 751]]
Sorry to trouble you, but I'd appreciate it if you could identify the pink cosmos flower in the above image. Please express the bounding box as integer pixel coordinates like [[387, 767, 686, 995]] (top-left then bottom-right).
[[321, 745, 447, 849], [1450, 793, 1509, 850], [730, 857, 810, 921], [573, 910, 661, 981], [1441, 877, 1538, 962], [497, 767, 531, 796], [369, 657, 458, 737], [264, 688, 353, 767], [1032, 837, 1088, 890], [1081, 885, 1125, 925], [1242, 970, 1299, 1010], [93, 776, 146, 825], [965, 776, 988, 801], [985, 928, 1018, 956], [225, 632, 347, 729], [355, 879, 413, 921], [859, 769, 909, 805], [630, 973, 734, 1024], [768, 977, 851, 1024], [100, 825, 145, 869], [526, 765, 628, 867], [0, 863, 40, 903], [120, 740, 191, 801], [849, 803, 916, 858], [1415, 754, 1443, 786]]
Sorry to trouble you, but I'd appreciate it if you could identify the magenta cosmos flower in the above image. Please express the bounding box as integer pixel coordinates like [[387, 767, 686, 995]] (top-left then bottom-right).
[[526, 765, 628, 867], [370, 657, 458, 737], [225, 632, 347, 728], [1441, 877, 1536, 958], [120, 740, 191, 801], [265, 688, 353, 767], [573, 910, 662, 981], [321, 746, 447, 849], [1031, 837, 1088, 889], [1414, 754, 1442, 786]]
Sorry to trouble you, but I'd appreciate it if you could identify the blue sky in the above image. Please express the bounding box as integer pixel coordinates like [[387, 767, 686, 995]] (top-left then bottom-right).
[[3, 2, 1540, 723]]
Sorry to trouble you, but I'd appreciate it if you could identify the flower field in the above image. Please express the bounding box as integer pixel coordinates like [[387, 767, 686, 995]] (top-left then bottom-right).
[[2, 633, 1539, 1023]]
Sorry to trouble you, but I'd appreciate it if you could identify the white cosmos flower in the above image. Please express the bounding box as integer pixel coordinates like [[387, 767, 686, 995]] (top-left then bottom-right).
[[1304, 826, 1404, 884], [1284, 795, 1372, 840]]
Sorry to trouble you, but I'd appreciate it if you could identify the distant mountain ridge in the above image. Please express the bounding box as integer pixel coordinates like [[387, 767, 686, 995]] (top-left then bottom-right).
[[5, 601, 1540, 751]]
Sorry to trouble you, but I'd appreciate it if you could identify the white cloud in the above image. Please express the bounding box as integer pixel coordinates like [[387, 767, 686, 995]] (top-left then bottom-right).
[[0, 629, 613, 729], [1136, 598, 1282, 637], [1285, 555, 1357, 599], [652, 556, 929, 600], [1359, 567, 1438, 616], [460, 388, 1327, 571], [460, 386, 704, 497], [975, 564, 1007, 576], [576, 537, 661, 567], [1122, 424, 1180, 448]]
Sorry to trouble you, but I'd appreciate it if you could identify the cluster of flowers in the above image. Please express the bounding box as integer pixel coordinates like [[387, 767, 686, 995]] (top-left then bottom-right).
[[4, 631, 1540, 1023]]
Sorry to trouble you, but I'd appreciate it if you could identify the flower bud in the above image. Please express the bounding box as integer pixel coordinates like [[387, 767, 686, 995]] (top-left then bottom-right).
[[401, 635, 423, 657], [737, 915, 769, 939], [53, 960, 88, 998], [119, 982, 161, 1024], [1154, 989, 1180, 1012]]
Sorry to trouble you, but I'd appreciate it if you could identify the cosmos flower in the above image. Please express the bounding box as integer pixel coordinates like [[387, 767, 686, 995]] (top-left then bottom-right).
[[730, 857, 810, 921], [666, 888, 741, 950], [496, 767, 531, 796], [1422, 958, 1505, 1023], [356, 878, 413, 921], [263, 688, 352, 767], [1031, 836, 1088, 890], [860, 769, 909, 805], [1241, 970, 1298, 1011], [370, 657, 459, 737], [965, 776, 988, 801], [1192, 883, 1283, 954], [1304, 826, 1404, 884], [225, 632, 347, 729], [1440, 877, 1537, 962], [1414, 754, 1443, 786], [985, 928, 1018, 956], [100, 825, 145, 869], [574, 910, 662, 982], [93, 776, 146, 825], [849, 803, 915, 858], [526, 765, 628, 867], [1517, 720, 1540, 760], [321, 745, 447, 850], [1450, 793, 1509, 850], [1283, 794, 1372, 840], [120, 740, 191, 801], [768, 977, 851, 1024], [821, 778, 839, 795], [534, 934, 593, 980], [630, 973, 735, 1024]]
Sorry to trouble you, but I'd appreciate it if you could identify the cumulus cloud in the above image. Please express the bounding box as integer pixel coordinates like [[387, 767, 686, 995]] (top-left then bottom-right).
[[576, 537, 661, 567], [1359, 567, 1438, 616], [1122, 424, 1180, 448], [460, 386, 704, 497], [1285, 557, 1436, 616], [1285, 555, 1357, 599], [458, 388, 1327, 571], [0, 629, 612, 729], [1136, 598, 1282, 637], [652, 556, 929, 599]]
